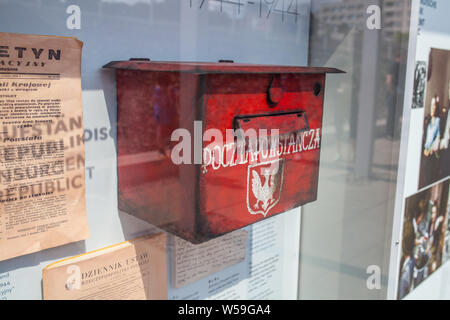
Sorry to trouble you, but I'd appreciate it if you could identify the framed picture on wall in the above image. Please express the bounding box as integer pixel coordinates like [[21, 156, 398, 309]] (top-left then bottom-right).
[[419, 48, 450, 189]]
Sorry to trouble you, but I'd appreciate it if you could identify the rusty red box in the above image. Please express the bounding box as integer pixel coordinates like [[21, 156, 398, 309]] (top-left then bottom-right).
[[104, 60, 342, 243]]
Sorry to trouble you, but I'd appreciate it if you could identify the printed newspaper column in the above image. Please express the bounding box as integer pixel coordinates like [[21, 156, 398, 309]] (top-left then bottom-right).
[[0, 32, 89, 261]]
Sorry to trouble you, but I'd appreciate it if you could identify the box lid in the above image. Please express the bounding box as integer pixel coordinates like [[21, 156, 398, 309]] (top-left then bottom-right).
[[103, 59, 344, 75]]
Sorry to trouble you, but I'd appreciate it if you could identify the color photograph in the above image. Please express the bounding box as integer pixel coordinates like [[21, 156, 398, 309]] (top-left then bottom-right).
[[398, 179, 449, 299], [419, 48, 450, 189]]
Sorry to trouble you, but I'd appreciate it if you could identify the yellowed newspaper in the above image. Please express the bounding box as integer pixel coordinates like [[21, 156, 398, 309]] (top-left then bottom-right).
[[43, 233, 168, 300], [0, 32, 89, 261]]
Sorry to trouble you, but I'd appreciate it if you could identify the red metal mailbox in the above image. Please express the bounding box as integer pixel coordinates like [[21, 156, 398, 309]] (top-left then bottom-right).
[[104, 60, 342, 243]]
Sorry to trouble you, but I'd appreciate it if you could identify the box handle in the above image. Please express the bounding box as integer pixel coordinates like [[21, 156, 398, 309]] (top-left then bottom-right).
[[234, 110, 310, 137]]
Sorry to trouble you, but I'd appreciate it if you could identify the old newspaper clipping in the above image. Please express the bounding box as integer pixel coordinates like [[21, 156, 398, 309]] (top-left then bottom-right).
[[0, 32, 89, 261]]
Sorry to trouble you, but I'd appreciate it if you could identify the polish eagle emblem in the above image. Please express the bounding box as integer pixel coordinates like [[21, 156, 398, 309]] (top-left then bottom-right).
[[247, 159, 284, 217]]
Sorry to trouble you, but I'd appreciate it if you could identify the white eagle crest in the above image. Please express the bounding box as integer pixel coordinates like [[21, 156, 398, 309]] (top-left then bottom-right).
[[251, 169, 278, 211]]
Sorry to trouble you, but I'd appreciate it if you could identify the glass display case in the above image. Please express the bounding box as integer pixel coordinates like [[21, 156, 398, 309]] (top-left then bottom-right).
[[0, 0, 449, 301]]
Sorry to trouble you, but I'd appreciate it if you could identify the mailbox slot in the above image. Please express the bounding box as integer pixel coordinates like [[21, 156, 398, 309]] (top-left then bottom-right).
[[234, 110, 310, 136]]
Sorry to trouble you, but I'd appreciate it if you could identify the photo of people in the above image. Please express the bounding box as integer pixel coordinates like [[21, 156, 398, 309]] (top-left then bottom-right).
[[398, 179, 449, 299], [412, 61, 427, 109], [443, 195, 450, 263], [419, 48, 450, 189]]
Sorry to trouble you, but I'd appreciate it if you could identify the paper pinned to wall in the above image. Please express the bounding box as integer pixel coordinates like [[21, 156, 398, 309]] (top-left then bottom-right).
[[171, 230, 248, 288], [0, 32, 89, 261]]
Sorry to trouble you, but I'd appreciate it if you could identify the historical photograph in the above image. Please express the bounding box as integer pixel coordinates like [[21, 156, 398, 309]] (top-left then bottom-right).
[[412, 61, 427, 109], [398, 179, 449, 299], [443, 196, 450, 263], [419, 48, 450, 189]]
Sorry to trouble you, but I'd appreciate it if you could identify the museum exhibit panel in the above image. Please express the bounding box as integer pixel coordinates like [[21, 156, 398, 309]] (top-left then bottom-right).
[[0, 0, 449, 300]]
